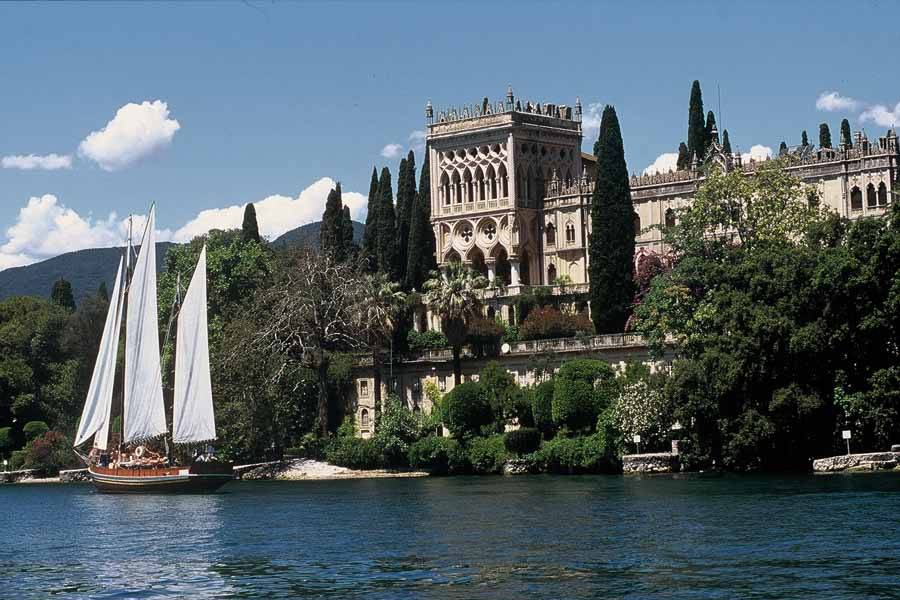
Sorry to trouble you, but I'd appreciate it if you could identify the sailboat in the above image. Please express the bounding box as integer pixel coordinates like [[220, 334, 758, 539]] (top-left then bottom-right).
[[73, 206, 232, 493]]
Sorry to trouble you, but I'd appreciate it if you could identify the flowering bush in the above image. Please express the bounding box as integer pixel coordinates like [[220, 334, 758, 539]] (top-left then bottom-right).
[[611, 378, 671, 451], [519, 306, 593, 341]]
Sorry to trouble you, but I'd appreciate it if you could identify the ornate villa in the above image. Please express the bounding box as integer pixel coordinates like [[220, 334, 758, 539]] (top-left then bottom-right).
[[354, 88, 900, 436]]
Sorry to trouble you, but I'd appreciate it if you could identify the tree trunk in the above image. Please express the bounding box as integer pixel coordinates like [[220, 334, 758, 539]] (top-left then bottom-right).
[[452, 345, 462, 386], [317, 358, 330, 437]]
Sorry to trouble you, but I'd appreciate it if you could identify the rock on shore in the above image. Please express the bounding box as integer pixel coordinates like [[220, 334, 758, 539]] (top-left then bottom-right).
[[813, 452, 900, 472], [623, 452, 680, 474], [236, 459, 429, 481]]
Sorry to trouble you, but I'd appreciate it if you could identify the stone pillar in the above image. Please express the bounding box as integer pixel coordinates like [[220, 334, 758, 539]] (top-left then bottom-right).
[[510, 259, 520, 286]]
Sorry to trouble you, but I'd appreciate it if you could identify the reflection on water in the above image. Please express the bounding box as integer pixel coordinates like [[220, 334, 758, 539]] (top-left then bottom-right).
[[3, 474, 900, 599]]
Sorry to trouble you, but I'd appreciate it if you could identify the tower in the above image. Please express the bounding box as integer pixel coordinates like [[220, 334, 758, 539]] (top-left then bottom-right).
[[426, 88, 583, 288]]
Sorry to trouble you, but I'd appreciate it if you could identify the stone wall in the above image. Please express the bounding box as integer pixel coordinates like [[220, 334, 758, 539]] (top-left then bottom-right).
[[622, 452, 679, 474], [812, 452, 900, 472]]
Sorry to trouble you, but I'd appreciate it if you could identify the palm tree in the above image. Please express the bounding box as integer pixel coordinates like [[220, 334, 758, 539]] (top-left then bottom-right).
[[423, 262, 488, 385], [362, 274, 406, 421]]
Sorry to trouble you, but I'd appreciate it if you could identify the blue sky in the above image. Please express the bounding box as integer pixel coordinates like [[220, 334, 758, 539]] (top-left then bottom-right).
[[1, 1, 898, 268]]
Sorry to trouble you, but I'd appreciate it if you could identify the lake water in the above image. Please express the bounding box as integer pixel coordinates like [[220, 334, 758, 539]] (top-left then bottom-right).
[[2, 474, 900, 599]]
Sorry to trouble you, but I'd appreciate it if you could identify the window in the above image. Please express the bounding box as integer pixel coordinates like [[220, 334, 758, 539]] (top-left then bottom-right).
[[359, 380, 369, 397], [665, 208, 676, 228], [545, 223, 556, 246], [878, 182, 888, 206], [633, 213, 642, 236], [360, 409, 370, 427], [867, 184, 877, 208], [565, 222, 575, 244], [851, 187, 863, 211]]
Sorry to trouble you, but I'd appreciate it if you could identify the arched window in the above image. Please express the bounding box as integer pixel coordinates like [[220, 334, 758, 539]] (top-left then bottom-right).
[[452, 171, 462, 204], [487, 165, 497, 199], [498, 164, 508, 198], [440, 172, 450, 206], [547, 264, 557, 284], [633, 213, 642, 236], [545, 223, 556, 246], [360, 409, 370, 427], [464, 170, 473, 204], [878, 182, 888, 206], [851, 186, 862, 211], [565, 222, 576, 244], [475, 166, 485, 202], [867, 184, 877, 208], [665, 208, 676, 228]]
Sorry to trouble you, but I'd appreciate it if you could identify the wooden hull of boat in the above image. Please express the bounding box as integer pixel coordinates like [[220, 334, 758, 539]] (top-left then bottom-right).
[[88, 463, 233, 494]]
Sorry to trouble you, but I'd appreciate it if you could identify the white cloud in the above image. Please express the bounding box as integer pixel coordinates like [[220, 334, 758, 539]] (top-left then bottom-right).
[[409, 130, 426, 153], [380, 143, 403, 159], [642, 152, 679, 175], [2, 153, 72, 170], [859, 101, 900, 128], [582, 102, 603, 135], [78, 100, 180, 171], [741, 144, 772, 163], [0, 178, 366, 270], [0, 194, 144, 268], [816, 91, 859, 112], [171, 177, 366, 243]]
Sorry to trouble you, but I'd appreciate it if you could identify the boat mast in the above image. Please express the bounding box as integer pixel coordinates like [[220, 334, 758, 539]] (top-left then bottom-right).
[[117, 215, 133, 458]]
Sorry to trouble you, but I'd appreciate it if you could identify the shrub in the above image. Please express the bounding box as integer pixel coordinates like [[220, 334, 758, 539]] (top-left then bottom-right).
[[467, 435, 508, 474], [325, 436, 382, 470], [519, 306, 593, 341], [445, 381, 492, 438], [533, 433, 615, 474], [504, 427, 541, 455], [0, 426, 12, 453], [531, 380, 555, 436], [23, 431, 75, 475], [467, 316, 505, 358], [373, 397, 422, 467], [10, 450, 26, 470], [408, 436, 468, 474], [23, 421, 49, 441], [407, 329, 449, 353], [552, 359, 616, 431]]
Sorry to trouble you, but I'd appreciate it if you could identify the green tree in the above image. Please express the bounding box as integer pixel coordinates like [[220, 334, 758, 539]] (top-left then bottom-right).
[[819, 123, 832, 148], [705, 110, 718, 144], [687, 80, 707, 161], [395, 151, 417, 286], [341, 205, 356, 261], [722, 129, 732, 154], [676, 142, 690, 171], [406, 158, 436, 291], [320, 184, 344, 260], [361, 167, 380, 271], [531, 379, 555, 436], [840, 118, 853, 147], [445, 381, 492, 438], [50, 279, 75, 311], [423, 262, 488, 384], [376, 166, 399, 280], [241, 202, 261, 243], [588, 105, 635, 333], [551, 359, 616, 432]]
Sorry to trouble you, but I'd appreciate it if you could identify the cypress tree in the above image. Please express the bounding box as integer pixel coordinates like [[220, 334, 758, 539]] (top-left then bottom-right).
[[687, 80, 707, 161], [361, 167, 380, 271], [779, 141, 789, 156], [320, 184, 344, 259], [722, 129, 732, 154], [819, 123, 832, 148], [50, 278, 76, 311], [406, 157, 436, 290], [241, 202, 260, 243], [841, 118, 853, 147], [588, 105, 635, 334], [705, 110, 718, 145], [395, 152, 417, 284], [376, 167, 399, 280], [341, 205, 356, 260], [676, 142, 690, 171], [801, 130, 809, 147]]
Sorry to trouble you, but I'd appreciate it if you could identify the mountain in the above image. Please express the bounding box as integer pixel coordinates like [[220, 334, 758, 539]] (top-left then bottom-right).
[[0, 220, 366, 302], [271, 220, 365, 249], [0, 244, 174, 303]]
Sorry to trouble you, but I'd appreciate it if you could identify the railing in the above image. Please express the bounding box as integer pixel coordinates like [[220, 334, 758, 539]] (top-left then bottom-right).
[[441, 197, 510, 216]]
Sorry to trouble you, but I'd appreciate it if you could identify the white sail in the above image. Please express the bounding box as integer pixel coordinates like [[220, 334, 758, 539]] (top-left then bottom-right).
[[123, 206, 167, 444], [173, 245, 216, 443], [74, 257, 125, 449]]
